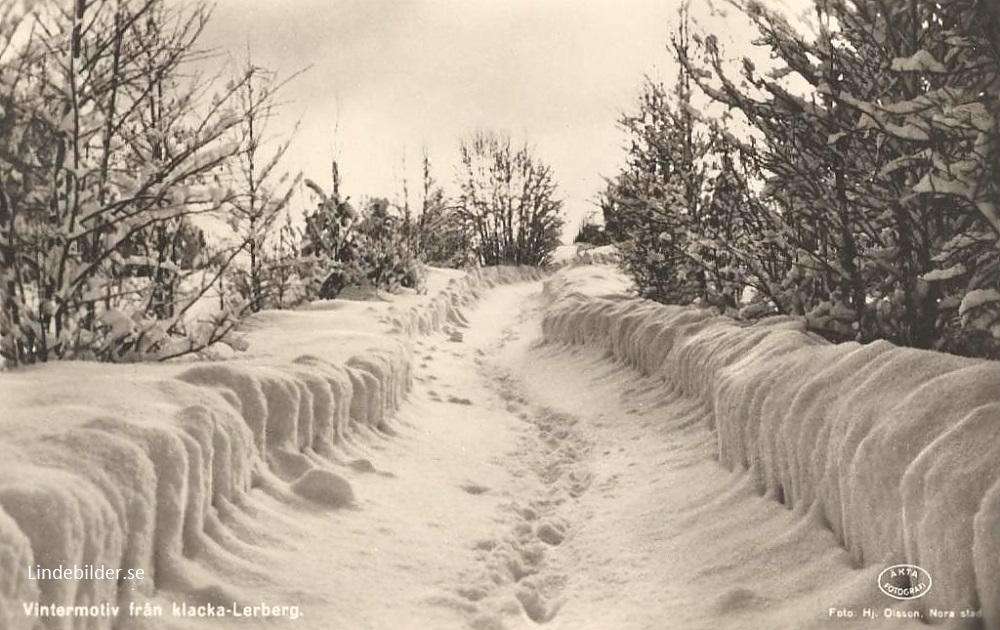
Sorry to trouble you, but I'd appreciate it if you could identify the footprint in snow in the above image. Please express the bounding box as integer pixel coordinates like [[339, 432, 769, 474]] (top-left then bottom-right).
[[535, 521, 566, 546], [713, 587, 769, 613], [461, 482, 491, 495]]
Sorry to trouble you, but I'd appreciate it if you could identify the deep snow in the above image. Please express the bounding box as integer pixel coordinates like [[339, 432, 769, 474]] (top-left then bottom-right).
[[0, 255, 993, 629], [539, 263, 1000, 628]]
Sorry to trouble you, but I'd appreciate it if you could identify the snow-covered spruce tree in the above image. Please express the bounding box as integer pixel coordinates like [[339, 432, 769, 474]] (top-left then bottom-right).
[[261, 210, 309, 309], [0, 0, 261, 365], [858, 0, 1000, 354], [456, 130, 564, 267], [224, 56, 302, 313], [600, 83, 711, 303], [680, 12, 876, 338], [300, 167, 424, 299], [299, 161, 361, 298], [355, 197, 423, 294], [601, 5, 728, 306], [804, 0, 1000, 350], [683, 0, 1000, 352]]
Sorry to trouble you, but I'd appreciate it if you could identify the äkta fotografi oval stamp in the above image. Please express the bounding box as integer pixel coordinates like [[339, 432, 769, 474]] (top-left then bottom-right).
[[878, 565, 932, 600]]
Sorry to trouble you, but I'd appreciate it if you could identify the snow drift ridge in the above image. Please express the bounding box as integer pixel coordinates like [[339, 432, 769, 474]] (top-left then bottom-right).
[[540, 281, 1000, 628], [0, 265, 544, 630], [389, 266, 546, 335]]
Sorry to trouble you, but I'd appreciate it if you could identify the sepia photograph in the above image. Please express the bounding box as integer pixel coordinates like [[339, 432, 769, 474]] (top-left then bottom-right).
[[1, 0, 999, 628]]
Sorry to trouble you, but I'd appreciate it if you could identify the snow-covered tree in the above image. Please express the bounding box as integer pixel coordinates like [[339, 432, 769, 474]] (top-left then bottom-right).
[[601, 6, 721, 305], [300, 161, 360, 299], [299, 161, 425, 298], [355, 197, 422, 293], [456, 130, 564, 267], [678, 0, 1000, 353], [0, 0, 265, 365], [225, 56, 302, 313], [414, 150, 471, 268], [573, 213, 612, 247]]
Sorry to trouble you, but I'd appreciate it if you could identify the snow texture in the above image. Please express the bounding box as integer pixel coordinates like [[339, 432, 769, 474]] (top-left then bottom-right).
[[891, 50, 948, 73], [0, 265, 543, 630], [550, 244, 621, 267], [387, 266, 546, 336], [959, 289, 1000, 317], [539, 275, 1000, 625]]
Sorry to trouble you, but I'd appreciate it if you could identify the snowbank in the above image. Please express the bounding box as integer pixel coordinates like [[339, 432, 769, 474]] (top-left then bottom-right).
[[0, 265, 544, 630], [550, 244, 621, 268], [540, 269, 1000, 626], [388, 266, 547, 335], [540, 263, 633, 303]]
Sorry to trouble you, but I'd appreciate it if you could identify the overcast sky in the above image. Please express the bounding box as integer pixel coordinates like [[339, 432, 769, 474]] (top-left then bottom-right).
[[200, 0, 804, 236]]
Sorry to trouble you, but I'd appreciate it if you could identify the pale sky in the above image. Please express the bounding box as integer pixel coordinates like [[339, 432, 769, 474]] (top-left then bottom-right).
[[200, 0, 805, 237]]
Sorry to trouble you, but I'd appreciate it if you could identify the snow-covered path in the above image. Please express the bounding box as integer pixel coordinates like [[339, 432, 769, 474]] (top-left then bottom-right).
[[485, 285, 912, 630], [135, 282, 547, 630], [4, 268, 977, 630], [426, 280, 935, 630], [142, 277, 942, 630]]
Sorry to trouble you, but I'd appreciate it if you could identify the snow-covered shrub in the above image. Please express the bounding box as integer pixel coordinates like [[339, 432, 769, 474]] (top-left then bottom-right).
[[299, 167, 425, 298], [606, 0, 1000, 356], [354, 197, 425, 294], [573, 215, 613, 247], [417, 207, 473, 269], [411, 151, 474, 269], [601, 63, 766, 314], [298, 166, 361, 299], [227, 213, 310, 311], [455, 130, 564, 267], [0, 0, 287, 366]]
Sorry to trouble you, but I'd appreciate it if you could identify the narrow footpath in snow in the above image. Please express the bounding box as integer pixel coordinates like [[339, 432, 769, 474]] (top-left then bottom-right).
[[4, 267, 977, 630], [138, 274, 947, 630]]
